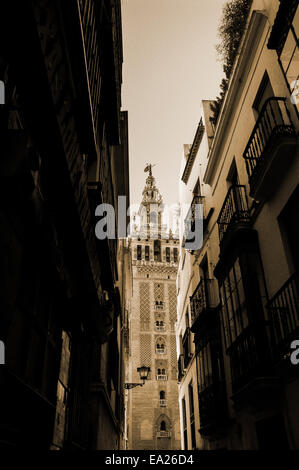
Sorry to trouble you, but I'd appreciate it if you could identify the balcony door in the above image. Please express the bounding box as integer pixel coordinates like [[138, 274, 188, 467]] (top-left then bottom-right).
[[253, 72, 275, 115], [279, 185, 299, 273]]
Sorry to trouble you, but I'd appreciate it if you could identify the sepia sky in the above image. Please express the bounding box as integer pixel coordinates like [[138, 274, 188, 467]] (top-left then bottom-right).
[[121, 0, 227, 207]]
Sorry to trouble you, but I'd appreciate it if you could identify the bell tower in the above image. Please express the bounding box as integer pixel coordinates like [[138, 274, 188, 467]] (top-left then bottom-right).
[[127, 167, 181, 450]]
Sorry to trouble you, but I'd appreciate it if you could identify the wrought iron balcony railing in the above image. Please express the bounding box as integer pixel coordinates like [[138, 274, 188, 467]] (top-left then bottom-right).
[[154, 303, 164, 310], [243, 97, 296, 200], [267, 272, 299, 363], [156, 375, 168, 381], [217, 185, 250, 245], [157, 431, 170, 438], [190, 278, 217, 329], [155, 325, 165, 332], [227, 323, 270, 393], [156, 348, 166, 355]]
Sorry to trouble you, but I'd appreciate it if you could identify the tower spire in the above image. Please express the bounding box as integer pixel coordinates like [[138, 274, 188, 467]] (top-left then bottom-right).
[[142, 163, 162, 205], [136, 164, 163, 238]]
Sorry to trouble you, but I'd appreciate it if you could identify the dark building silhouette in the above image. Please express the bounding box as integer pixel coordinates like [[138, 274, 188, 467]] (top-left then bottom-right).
[[0, 0, 129, 449]]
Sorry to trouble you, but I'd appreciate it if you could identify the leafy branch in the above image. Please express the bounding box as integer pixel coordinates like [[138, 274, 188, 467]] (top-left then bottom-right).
[[210, 0, 252, 127]]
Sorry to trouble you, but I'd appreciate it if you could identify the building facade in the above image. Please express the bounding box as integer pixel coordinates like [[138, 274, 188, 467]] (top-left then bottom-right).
[[177, 0, 299, 450], [0, 0, 129, 449], [127, 167, 181, 450]]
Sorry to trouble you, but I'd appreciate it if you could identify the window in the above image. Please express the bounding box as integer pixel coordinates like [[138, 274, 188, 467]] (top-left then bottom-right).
[[173, 248, 178, 263], [188, 382, 196, 450], [226, 159, 239, 187], [156, 320, 165, 331], [182, 397, 188, 450], [145, 245, 150, 261], [155, 300, 164, 310], [279, 7, 299, 111], [185, 310, 190, 329], [156, 342, 166, 354], [219, 258, 249, 349], [252, 71, 275, 115], [137, 245, 142, 260], [182, 328, 191, 367], [154, 240, 161, 261], [278, 184, 299, 271], [160, 421, 166, 431], [159, 390, 166, 407], [150, 211, 157, 224], [157, 368, 167, 380], [166, 247, 170, 262], [196, 336, 213, 393], [193, 179, 201, 197]]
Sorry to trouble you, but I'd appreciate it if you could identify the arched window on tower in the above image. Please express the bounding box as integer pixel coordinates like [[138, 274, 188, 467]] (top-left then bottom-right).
[[156, 340, 166, 354], [160, 421, 166, 431]]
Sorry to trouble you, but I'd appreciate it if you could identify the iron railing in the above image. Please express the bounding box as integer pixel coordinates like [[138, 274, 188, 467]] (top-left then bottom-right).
[[243, 97, 296, 184], [157, 431, 170, 438], [267, 272, 299, 362], [156, 375, 167, 381], [227, 323, 269, 393], [190, 279, 216, 326], [155, 325, 165, 332], [217, 185, 250, 244], [156, 347, 166, 355]]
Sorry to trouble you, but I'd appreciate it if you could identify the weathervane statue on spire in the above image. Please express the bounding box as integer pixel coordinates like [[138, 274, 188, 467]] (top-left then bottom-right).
[[144, 163, 155, 177]]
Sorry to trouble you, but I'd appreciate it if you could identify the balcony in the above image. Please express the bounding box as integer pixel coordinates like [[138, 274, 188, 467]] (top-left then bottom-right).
[[190, 279, 218, 332], [155, 325, 165, 332], [156, 347, 166, 355], [157, 431, 170, 438], [243, 97, 296, 201], [267, 272, 299, 364], [217, 185, 251, 251], [156, 375, 167, 381], [154, 303, 164, 311], [159, 399, 167, 407], [198, 382, 228, 438]]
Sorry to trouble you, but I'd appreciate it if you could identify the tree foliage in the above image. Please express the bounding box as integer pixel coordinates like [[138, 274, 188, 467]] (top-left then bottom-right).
[[210, 0, 252, 127]]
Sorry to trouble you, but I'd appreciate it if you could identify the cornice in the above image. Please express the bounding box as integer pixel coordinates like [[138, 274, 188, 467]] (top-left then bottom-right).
[[181, 118, 205, 184]]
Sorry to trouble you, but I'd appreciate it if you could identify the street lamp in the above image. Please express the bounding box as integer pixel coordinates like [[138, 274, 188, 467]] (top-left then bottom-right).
[[124, 365, 150, 389]]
